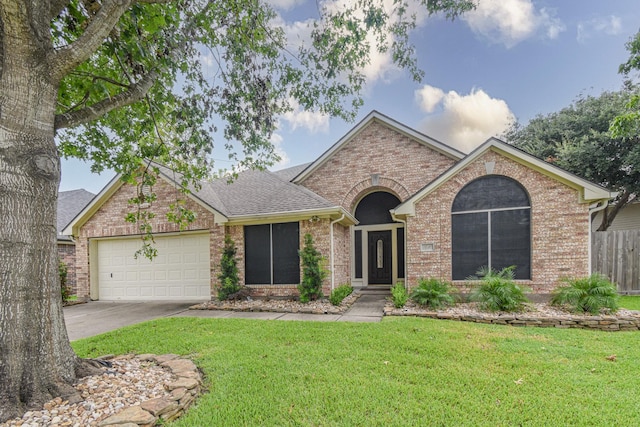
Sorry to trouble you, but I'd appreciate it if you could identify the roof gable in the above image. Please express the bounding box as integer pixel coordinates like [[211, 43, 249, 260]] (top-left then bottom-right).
[[393, 137, 614, 216], [292, 110, 465, 184], [62, 172, 229, 237]]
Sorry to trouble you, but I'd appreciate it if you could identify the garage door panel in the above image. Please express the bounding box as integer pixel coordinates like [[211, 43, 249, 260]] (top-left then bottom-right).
[[97, 233, 210, 301]]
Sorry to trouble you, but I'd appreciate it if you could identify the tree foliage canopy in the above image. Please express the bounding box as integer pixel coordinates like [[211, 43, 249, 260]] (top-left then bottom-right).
[[51, 0, 473, 187], [504, 87, 640, 230], [611, 29, 640, 138]]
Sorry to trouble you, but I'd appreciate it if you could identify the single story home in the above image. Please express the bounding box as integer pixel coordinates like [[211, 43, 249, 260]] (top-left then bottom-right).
[[63, 111, 613, 301]]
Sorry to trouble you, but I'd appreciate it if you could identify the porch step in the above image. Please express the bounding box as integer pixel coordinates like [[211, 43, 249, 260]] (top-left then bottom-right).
[[358, 285, 391, 296]]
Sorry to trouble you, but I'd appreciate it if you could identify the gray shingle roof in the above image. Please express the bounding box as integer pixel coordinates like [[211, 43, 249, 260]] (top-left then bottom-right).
[[198, 167, 335, 217], [153, 163, 337, 218], [58, 189, 95, 240], [271, 163, 312, 182]]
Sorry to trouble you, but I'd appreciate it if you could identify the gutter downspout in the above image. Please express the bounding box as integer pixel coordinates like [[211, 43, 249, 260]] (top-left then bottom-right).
[[391, 212, 408, 290], [588, 200, 609, 274], [330, 213, 345, 291]]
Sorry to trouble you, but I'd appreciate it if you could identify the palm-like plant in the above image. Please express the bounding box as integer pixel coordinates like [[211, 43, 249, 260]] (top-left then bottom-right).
[[469, 266, 530, 312], [551, 274, 619, 314], [410, 278, 455, 309]]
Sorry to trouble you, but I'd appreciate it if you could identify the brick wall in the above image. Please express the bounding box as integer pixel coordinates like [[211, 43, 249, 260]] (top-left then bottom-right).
[[75, 177, 223, 300], [300, 120, 458, 210], [57, 242, 77, 294], [406, 150, 590, 293], [299, 119, 458, 289]]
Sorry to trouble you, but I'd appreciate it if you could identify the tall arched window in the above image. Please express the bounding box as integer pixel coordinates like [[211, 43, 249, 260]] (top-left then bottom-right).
[[451, 175, 531, 280]]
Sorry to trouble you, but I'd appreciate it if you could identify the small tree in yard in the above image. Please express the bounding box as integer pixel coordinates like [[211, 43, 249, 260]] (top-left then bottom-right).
[[59, 260, 71, 303], [298, 233, 326, 303], [217, 235, 240, 301]]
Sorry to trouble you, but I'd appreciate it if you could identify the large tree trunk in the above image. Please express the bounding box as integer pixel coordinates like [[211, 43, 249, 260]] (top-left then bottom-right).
[[0, 37, 80, 423]]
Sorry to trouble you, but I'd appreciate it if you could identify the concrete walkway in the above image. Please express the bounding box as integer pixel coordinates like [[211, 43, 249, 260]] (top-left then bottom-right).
[[64, 293, 387, 340]]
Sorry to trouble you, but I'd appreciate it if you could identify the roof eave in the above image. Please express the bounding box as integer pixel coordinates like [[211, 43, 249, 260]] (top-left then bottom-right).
[[62, 174, 124, 237], [225, 207, 357, 226], [394, 138, 616, 215], [62, 172, 230, 237]]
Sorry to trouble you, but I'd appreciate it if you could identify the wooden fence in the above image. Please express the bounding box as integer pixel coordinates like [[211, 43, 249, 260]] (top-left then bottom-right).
[[592, 230, 640, 293]]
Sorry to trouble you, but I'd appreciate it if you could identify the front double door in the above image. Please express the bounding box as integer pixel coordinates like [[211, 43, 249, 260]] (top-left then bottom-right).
[[367, 230, 392, 284]]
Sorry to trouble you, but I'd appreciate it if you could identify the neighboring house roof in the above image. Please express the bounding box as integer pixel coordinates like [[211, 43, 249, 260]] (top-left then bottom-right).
[[292, 110, 465, 183], [393, 137, 614, 217], [57, 189, 95, 242]]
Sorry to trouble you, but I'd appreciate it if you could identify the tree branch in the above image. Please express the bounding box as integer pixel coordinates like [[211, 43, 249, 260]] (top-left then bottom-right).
[[48, 0, 71, 21], [597, 190, 632, 231], [54, 69, 158, 130], [49, 0, 132, 81]]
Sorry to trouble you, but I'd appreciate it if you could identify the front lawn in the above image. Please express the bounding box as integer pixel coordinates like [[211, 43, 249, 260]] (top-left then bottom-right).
[[619, 295, 640, 311], [72, 318, 640, 426]]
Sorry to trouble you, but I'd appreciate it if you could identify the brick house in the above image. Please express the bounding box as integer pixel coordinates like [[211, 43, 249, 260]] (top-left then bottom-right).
[[64, 111, 613, 301]]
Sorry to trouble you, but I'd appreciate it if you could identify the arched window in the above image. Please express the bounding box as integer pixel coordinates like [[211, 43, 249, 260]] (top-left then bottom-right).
[[451, 175, 531, 280], [354, 192, 400, 225]]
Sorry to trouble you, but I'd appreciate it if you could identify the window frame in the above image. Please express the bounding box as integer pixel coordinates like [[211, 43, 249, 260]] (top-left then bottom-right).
[[244, 222, 300, 285], [451, 176, 531, 280]]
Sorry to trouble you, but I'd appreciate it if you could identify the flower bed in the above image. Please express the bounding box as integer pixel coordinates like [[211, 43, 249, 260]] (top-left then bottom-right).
[[385, 301, 640, 331]]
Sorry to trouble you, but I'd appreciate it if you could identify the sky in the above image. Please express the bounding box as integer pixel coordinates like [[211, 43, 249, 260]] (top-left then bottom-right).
[[59, 0, 640, 194]]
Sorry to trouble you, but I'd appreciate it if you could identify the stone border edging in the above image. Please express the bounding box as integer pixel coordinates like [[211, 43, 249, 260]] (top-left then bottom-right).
[[191, 293, 361, 315], [384, 306, 640, 331], [97, 354, 203, 426]]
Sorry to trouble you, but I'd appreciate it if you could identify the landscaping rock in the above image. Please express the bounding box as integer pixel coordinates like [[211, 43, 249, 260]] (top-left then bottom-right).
[[0, 354, 203, 427], [97, 406, 156, 426], [385, 301, 640, 332]]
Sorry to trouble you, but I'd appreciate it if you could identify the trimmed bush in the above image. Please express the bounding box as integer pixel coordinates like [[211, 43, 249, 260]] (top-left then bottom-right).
[[470, 266, 529, 312], [298, 233, 326, 303], [217, 235, 240, 300], [391, 282, 408, 308], [329, 284, 353, 306], [551, 274, 619, 314], [410, 278, 454, 309], [59, 260, 71, 302]]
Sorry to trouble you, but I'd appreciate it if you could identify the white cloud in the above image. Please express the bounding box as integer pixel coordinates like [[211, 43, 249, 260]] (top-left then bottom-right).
[[281, 99, 330, 134], [463, 0, 565, 48], [274, 0, 411, 87], [269, 133, 291, 169], [415, 85, 445, 113], [266, 0, 306, 11], [577, 15, 623, 43], [415, 85, 515, 153]]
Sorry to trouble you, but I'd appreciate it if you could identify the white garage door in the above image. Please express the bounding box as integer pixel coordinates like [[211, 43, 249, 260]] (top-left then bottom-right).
[[97, 233, 211, 301]]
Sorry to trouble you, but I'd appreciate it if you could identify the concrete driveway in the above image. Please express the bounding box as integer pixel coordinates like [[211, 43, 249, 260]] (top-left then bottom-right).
[[63, 301, 204, 341]]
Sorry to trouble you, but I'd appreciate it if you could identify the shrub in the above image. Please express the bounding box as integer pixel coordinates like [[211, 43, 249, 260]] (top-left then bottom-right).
[[391, 282, 408, 308], [329, 284, 353, 306], [469, 266, 529, 312], [551, 274, 619, 314], [217, 235, 240, 300], [59, 260, 71, 302], [410, 278, 454, 309], [298, 233, 326, 303]]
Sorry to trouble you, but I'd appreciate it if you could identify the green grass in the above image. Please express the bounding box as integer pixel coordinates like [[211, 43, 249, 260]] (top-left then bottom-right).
[[72, 318, 640, 426], [619, 296, 640, 311]]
